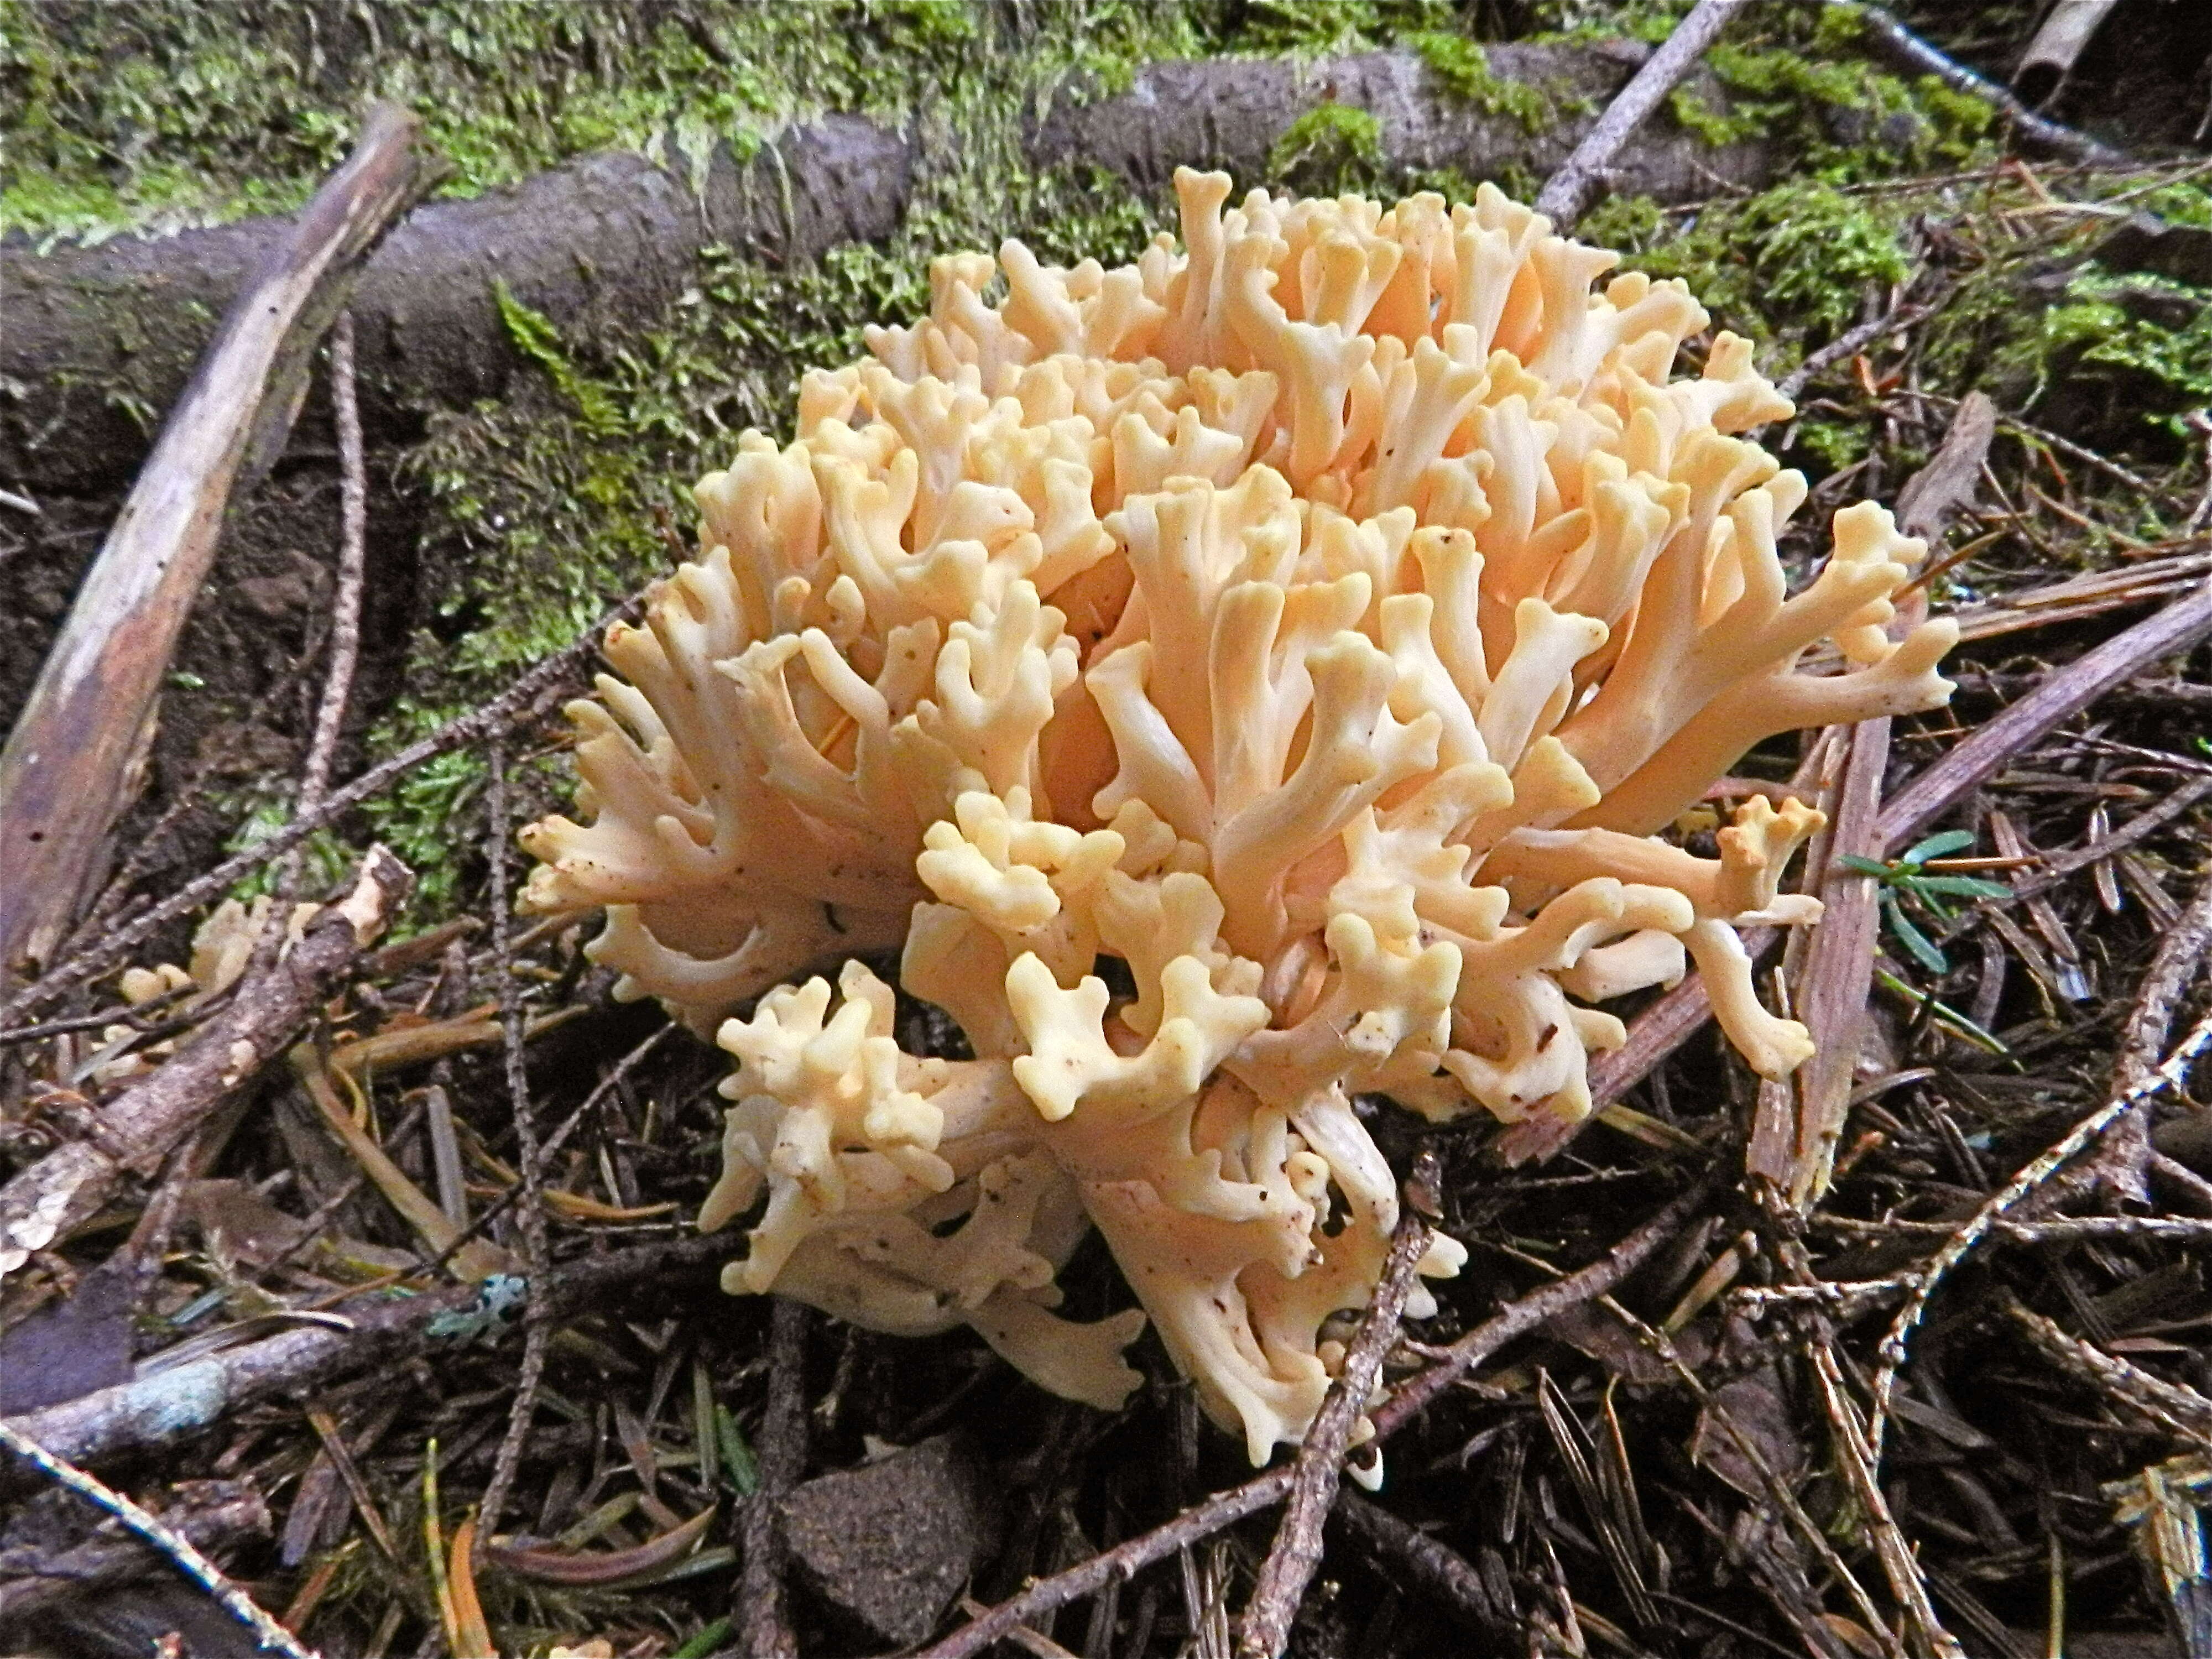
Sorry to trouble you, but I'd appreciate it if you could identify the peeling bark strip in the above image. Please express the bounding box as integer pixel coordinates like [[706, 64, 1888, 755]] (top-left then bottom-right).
[[0, 107, 436, 985], [2, 46, 1765, 499], [0, 849, 410, 1285]]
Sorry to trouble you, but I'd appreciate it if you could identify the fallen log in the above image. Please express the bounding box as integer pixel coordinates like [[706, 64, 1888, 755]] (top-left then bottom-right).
[[1, 114, 914, 496], [3, 44, 1771, 499], [1030, 41, 1770, 204]]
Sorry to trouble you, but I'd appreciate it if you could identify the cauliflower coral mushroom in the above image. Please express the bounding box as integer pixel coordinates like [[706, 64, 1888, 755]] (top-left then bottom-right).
[[520, 169, 1957, 1466]]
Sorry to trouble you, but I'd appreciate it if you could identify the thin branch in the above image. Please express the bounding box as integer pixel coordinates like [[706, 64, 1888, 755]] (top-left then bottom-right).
[[1867, 868, 2212, 1464], [4, 1233, 740, 1472], [2007, 1297, 2212, 1443], [1878, 578, 2212, 858], [298, 309, 369, 822], [1775, 298, 1940, 404], [473, 744, 551, 1564], [1533, 0, 1747, 228], [1236, 1160, 1435, 1658], [1834, 3, 2125, 164], [0, 1414, 319, 1659]]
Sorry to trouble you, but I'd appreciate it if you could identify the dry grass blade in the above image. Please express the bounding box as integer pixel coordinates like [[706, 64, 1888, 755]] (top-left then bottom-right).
[[483, 1504, 716, 1587]]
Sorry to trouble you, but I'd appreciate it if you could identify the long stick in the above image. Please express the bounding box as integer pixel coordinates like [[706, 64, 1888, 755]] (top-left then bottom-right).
[[0, 106, 434, 988], [0, 1415, 317, 1659], [1533, 0, 1746, 227], [2, 1233, 740, 1472], [1237, 1174, 1432, 1659]]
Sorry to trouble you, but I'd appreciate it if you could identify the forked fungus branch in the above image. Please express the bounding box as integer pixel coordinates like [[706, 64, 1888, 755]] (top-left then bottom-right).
[[519, 168, 1957, 1467]]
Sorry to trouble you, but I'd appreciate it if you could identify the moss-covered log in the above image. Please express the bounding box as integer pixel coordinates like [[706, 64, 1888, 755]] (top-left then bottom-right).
[[0, 43, 1772, 497], [2, 116, 912, 496]]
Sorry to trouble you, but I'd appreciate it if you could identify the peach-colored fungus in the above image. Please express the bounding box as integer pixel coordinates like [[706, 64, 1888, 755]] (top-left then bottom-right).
[[521, 170, 1955, 1469]]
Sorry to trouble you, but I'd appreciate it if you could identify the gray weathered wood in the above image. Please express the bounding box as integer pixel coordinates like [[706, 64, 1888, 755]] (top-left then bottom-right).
[[0, 106, 435, 984]]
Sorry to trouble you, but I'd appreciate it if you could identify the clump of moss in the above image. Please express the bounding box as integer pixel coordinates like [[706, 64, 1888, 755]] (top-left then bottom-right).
[[0, 0, 1207, 239], [1408, 33, 1558, 133], [1267, 103, 1389, 196], [1223, 0, 1457, 56], [1665, 6, 1995, 180], [2006, 266, 2212, 443]]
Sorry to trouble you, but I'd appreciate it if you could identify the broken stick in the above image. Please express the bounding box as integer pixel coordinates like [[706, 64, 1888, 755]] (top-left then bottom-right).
[[0, 848, 411, 1284], [0, 105, 436, 988]]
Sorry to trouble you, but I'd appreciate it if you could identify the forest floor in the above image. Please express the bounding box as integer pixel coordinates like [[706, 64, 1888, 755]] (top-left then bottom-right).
[[6, 3, 2212, 1658]]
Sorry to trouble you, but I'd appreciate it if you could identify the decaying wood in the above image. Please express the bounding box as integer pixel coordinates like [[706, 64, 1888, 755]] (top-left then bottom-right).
[[2, 43, 1782, 507], [1, 117, 912, 498], [741, 1298, 811, 1659], [2013, 0, 2125, 109], [0, 1416, 314, 1659], [0, 107, 435, 989], [0, 1479, 269, 1624], [1844, 3, 2125, 164], [0, 848, 410, 1284], [1532, 0, 1747, 227]]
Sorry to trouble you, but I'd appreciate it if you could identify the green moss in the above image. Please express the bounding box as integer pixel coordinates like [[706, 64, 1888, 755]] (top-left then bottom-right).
[[1581, 179, 1910, 349], [1408, 33, 1556, 133], [1224, 0, 1457, 55], [1267, 104, 1389, 197], [1, 0, 1206, 239], [2006, 268, 2212, 439]]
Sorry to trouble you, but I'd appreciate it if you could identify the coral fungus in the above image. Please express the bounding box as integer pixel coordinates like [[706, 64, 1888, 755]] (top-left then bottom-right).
[[520, 169, 1955, 1463]]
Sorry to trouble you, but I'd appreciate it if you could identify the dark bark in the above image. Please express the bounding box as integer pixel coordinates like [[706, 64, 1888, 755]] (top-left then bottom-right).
[[1, 114, 915, 496], [1029, 44, 1772, 208], [1, 46, 1775, 500]]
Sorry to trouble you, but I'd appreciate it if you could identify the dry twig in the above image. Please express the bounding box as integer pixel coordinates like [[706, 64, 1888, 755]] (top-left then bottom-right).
[[1235, 1159, 1435, 1658], [913, 1181, 1712, 1659], [741, 1298, 811, 1659], [0, 849, 410, 1282], [1868, 863, 2212, 1463], [1533, 0, 1746, 228], [473, 744, 552, 1564], [0, 1415, 316, 1659]]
